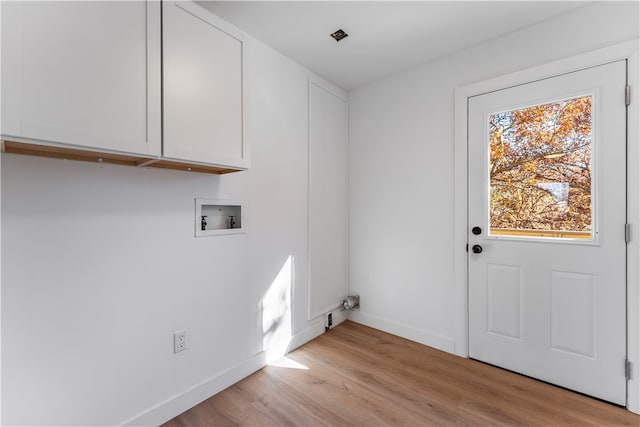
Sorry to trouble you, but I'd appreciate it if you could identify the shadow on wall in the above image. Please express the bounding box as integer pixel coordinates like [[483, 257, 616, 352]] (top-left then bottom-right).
[[261, 255, 293, 363]]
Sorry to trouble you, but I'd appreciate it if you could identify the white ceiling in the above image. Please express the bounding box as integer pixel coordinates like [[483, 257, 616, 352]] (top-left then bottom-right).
[[199, 1, 590, 91]]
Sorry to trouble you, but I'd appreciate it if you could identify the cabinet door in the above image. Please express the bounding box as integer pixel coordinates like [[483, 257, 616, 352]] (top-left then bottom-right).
[[1, 1, 161, 156], [308, 80, 348, 319], [162, 1, 247, 169]]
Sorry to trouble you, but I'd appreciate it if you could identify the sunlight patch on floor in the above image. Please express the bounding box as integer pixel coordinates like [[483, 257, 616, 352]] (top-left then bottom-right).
[[268, 356, 309, 370]]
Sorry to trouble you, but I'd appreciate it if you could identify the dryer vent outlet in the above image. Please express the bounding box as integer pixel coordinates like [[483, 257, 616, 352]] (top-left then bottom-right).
[[343, 295, 360, 311]]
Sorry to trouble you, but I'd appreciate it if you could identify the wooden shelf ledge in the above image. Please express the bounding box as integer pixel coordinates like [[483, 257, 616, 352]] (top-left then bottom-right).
[[1, 140, 243, 175]]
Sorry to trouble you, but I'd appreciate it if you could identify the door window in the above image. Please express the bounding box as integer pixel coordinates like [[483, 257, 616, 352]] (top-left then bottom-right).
[[488, 96, 593, 240]]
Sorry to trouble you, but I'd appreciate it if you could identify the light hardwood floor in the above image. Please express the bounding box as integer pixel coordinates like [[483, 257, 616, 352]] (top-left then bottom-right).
[[163, 321, 640, 426]]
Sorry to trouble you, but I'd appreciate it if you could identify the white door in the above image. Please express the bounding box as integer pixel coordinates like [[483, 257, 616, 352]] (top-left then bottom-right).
[[468, 60, 627, 405]]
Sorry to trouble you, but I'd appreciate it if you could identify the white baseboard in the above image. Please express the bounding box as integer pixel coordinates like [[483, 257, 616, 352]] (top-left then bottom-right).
[[288, 319, 325, 352], [348, 311, 455, 354], [121, 310, 352, 427], [120, 351, 266, 427], [330, 307, 348, 328], [288, 307, 349, 352]]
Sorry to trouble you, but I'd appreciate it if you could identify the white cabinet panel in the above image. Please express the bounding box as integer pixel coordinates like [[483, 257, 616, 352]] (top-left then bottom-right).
[[162, 1, 247, 169], [1, 1, 161, 156], [308, 81, 348, 319]]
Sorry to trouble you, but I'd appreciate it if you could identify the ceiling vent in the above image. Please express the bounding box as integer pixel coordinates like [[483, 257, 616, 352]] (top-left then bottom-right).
[[330, 29, 348, 42]]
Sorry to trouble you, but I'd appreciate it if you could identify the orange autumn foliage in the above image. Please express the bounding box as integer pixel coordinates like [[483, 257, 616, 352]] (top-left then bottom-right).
[[489, 96, 592, 232]]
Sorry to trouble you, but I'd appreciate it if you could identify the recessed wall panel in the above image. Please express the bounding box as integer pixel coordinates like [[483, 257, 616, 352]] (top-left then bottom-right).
[[308, 82, 347, 319], [550, 271, 596, 358], [486, 264, 522, 340]]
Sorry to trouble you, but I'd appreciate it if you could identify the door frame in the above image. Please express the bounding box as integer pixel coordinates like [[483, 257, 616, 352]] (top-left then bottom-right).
[[454, 39, 640, 413]]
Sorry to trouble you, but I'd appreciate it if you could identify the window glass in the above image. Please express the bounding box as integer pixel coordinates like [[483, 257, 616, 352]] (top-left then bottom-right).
[[489, 96, 593, 239]]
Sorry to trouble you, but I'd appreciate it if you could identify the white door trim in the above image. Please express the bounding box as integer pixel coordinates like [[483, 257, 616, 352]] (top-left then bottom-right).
[[454, 39, 640, 413]]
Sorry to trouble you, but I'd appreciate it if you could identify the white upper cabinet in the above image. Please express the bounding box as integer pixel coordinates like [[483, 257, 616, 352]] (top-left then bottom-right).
[[1, 1, 161, 156], [162, 1, 248, 169]]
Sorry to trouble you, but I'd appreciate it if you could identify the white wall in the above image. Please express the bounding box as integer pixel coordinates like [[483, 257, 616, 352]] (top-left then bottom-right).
[[348, 1, 639, 351], [0, 33, 338, 425]]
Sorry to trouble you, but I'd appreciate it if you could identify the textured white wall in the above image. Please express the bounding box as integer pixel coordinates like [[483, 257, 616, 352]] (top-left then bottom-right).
[[348, 1, 639, 349], [0, 34, 335, 425]]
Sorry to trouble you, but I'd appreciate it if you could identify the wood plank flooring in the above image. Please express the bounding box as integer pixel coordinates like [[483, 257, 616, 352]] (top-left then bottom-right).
[[163, 321, 640, 426]]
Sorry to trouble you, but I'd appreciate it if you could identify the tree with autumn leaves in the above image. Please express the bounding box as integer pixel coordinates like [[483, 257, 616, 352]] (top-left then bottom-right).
[[489, 96, 592, 233]]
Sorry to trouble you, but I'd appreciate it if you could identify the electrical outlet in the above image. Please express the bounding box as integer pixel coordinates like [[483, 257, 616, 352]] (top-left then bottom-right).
[[174, 330, 187, 353], [325, 312, 333, 330]]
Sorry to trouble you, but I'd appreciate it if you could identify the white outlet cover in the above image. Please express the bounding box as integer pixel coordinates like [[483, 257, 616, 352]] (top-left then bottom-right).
[[173, 330, 187, 353]]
